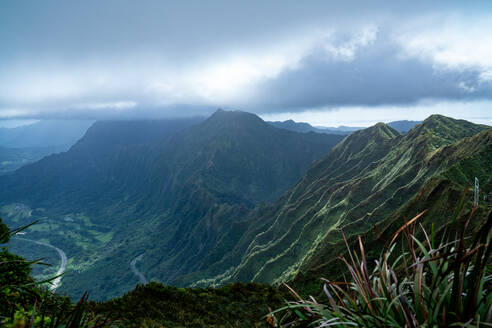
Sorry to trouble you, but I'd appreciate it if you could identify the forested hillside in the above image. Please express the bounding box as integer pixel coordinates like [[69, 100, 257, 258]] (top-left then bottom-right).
[[186, 115, 491, 288], [1, 110, 344, 300]]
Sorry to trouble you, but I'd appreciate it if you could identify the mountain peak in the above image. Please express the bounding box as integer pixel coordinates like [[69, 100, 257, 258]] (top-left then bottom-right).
[[204, 109, 268, 129], [420, 114, 456, 127], [356, 122, 400, 140], [405, 114, 489, 148], [318, 122, 399, 166], [419, 114, 475, 128]]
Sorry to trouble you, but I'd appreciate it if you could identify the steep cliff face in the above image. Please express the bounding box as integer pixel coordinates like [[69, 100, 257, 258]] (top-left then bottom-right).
[[0, 110, 345, 300], [194, 116, 490, 287]]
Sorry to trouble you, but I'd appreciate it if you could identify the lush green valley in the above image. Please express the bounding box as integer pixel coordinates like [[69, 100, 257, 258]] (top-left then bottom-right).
[[0, 110, 344, 300], [0, 111, 490, 327], [179, 115, 490, 290]]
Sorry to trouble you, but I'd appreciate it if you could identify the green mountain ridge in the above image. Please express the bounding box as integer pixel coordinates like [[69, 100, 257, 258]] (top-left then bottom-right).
[[187, 115, 490, 287], [293, 133, 492, 295], [61, 111, 343, 299], [1, 111, 491, 327], [0, 110, 344, 300], [1, 111, 490, 303]]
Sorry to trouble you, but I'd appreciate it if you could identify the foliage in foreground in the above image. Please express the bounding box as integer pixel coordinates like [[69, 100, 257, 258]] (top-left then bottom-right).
[[91, 281, 285, 328], [272, 206, 492, 327], [0, 218, 109, 327], [2, 216, 286, 327]]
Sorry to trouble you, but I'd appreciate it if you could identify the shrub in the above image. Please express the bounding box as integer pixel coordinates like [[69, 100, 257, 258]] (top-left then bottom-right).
[[1, 218, 109, 327], [271, 207, 492, 327]]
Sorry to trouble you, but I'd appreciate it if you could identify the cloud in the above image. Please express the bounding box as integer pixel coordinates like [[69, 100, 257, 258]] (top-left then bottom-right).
[[246, 30, 492, 112], [0, 2, 491, 121], [396, 15, 492, 71], [74, 101, 138, 111]]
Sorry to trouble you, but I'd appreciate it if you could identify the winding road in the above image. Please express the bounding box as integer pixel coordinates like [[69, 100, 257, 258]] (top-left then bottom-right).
[[130, 253, 149, 284], [15, 237, 148, 289], [15, 238, 67, 291]]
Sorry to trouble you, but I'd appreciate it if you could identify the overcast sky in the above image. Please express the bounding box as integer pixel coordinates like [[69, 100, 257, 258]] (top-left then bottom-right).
[[1, 0, 491, 126]]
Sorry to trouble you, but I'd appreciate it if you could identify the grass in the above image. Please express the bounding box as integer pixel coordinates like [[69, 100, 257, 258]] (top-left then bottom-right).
[[1, 219, 111, 327], [271, 201, 492, 327], [0, 205, 117, 293]]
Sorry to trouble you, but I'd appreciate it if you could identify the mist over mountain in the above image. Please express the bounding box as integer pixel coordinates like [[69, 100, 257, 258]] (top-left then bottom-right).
[[2, 1, 492, 326], [1, 108, 491, 328], [2, 110, 490, 302], [0, 120, 94, 174], [1, 110, 344, 299], [0, 120, 93, 148], [177, 115, 490, 288]]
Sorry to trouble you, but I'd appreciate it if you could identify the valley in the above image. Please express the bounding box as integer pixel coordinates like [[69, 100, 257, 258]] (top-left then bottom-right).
[[2, 3, 491, 326], [1, 111, 345, 299], [2, 110, 490, 303], [1, 110, 490, 327]]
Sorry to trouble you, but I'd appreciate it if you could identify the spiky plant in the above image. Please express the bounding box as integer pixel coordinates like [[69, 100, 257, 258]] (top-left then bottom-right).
[[1, 219, 111, 327], [271, 206, 492, 327]]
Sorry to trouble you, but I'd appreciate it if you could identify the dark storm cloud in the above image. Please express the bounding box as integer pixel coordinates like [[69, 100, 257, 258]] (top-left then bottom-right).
[[250, 41, 492, 112], [0, 0, 491, 119]]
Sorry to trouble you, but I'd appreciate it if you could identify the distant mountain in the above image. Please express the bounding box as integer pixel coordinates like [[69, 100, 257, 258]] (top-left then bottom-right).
[[0, 120, 94, 173], [0, 117, 204, 210], [388, 120, 422, 133], [0, 110, 344, 300], [0, 120, 93, 148], [269, 119, 421, 135], [3, 111, 488, 301], [0, 145, 67, 175], [268, 120, 356, 135], [189, 115, 490, 287], [268, 119, 333, 134]]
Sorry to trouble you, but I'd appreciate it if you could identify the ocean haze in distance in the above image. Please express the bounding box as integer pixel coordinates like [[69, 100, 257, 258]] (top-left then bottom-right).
[[0, 120, 93, 148], [0, 1, 491, 126]]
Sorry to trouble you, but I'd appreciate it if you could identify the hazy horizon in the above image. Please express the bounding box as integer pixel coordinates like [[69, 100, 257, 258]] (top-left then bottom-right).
[[1, 1, 491, 126]]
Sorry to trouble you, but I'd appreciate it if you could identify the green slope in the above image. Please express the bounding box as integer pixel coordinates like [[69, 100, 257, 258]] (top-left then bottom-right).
[[196, 115, 490, 287], [59, 111, 343, 300], [0, 110, 344, 300], [0, 145, 69, 175], [293, 134, 492, 295], [91, 282, 284, 328]]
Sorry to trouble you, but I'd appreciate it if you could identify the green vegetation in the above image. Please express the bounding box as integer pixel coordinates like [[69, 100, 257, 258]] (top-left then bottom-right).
[[195, 115, 491, 289], [2, 209, 115, 291], [91, 282, 284, 327], [1, 218, 285, 327], [0, 111, 344, 300], [0, 112, 490, 326], [0, 112, 490, 303], [272, 204, 492, 327], [0, 218, 108, 327]]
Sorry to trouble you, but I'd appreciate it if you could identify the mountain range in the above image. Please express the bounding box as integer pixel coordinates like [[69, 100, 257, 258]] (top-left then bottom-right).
[[0, 120, 93, 148], [0, 120, 93, 174], [269, 119, 421, 134], [192, 115, 490, 289], [1, 110, 490, 301], [1, 110, 344, 299]]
